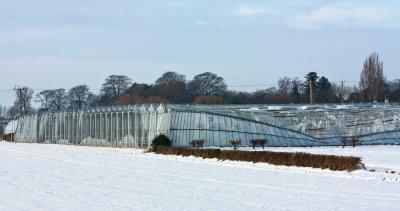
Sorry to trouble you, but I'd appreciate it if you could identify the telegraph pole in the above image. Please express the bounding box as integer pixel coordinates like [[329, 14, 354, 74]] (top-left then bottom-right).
[[309, 79, 313, 104], [340, 81, 345, 104], [13, 86, 23, 117]]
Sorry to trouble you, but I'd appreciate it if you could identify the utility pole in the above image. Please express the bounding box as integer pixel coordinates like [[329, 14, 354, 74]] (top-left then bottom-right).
[[309, 79, 313, 104], [340, 81, 345, 104], [13, 86, 23, 117]]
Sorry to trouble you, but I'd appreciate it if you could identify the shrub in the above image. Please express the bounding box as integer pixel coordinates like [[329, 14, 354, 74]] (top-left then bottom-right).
[[190, 139, 205, 148], [250, 139, 267, 149], [341, 137, 348, 148], [229, 140, 241, 150], [352, 136, 359, 147], [151, 134, 172, 150]]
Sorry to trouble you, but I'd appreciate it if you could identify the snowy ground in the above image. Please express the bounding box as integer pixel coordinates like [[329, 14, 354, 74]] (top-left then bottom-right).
[[1, 141, 399, 210]]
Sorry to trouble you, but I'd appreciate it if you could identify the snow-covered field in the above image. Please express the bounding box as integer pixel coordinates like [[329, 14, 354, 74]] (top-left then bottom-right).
[[1, 141, 399, 210]]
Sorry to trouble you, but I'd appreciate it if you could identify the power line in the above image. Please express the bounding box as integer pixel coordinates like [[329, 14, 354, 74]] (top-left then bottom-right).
[[228, 81, 360, 88], [331, 81, 358, 83], [228, 84, 278, 88], [30, 88, 102, 91], [0, 89, 14, 93]]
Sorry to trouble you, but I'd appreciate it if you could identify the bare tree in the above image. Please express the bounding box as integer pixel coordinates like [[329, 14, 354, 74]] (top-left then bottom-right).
[[50, 89, 67, 111], [332, 82, 355, 103], [7, 106, 19, 119], [188, 72, 227, 96], [101, 75, 132, 105], [152, 72, 191, 103], [275, 76, 292, 103], [155, 71, 186, 86], [9, 87, 34, 117], [359, 52, 385, 102], [277, 76, 291, 93], [35, 89, 67, 112], [35, 90, 53, 111], [67, 85, 93, 109]]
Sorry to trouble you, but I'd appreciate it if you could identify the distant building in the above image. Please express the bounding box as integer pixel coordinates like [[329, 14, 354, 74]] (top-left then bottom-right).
[[2, 119, 17, 141]]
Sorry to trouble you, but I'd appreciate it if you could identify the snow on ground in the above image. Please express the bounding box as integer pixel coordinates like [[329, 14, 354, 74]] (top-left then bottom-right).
[[1, 141, 399, 210]]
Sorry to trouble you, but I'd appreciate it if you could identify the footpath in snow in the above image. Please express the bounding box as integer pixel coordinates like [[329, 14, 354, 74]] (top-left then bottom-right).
[[0, 141, 399, 210]]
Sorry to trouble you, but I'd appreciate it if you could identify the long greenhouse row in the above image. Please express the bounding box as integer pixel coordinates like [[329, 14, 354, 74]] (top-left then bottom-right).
[[11, 104, 400, 148]]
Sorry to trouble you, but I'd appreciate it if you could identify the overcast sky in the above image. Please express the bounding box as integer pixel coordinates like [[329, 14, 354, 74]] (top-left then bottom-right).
[[1, 0, 399, 106]]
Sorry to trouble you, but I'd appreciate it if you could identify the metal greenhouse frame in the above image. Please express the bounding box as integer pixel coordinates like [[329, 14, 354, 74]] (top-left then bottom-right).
[[15, 104, 171, 148], [12, 103, 400, 148]]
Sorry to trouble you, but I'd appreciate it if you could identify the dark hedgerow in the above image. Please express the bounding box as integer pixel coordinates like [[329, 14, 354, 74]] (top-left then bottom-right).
[[153, 146, 363, 171], [151, 134, 172, 150]]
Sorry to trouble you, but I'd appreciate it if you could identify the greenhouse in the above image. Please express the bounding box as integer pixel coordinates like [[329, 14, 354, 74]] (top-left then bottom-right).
[[12, 103, 400, 148]]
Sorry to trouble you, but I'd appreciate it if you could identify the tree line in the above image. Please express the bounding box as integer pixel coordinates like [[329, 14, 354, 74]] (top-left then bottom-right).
[[6, 52, 400, 118]]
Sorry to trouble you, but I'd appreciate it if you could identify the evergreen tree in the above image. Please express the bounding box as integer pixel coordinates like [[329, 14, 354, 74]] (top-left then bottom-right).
[[291, 83, 300, 102], [316, 76, 332, 103]]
